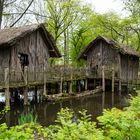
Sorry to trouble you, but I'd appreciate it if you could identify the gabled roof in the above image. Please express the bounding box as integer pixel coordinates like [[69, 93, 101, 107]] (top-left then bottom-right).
[[0, 23, 61, 58], [78, 36, 140, 59]]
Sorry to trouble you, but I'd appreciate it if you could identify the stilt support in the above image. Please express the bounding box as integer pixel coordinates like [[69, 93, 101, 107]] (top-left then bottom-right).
[[43, 65, 47, 96], [102, 66, 105, 92], [112, 67, 115, 93], [85, 79, 88, 90], [5, 68, 10, 107], [24, 66, 29, 105]]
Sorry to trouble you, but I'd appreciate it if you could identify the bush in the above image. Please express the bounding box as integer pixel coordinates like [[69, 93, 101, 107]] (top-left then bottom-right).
[[47, 108, 104, 140], [98, 92, 140, 140]]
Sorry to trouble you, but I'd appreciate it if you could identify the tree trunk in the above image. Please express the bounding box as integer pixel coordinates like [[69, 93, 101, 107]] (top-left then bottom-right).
[[0, 0, 4, 28]]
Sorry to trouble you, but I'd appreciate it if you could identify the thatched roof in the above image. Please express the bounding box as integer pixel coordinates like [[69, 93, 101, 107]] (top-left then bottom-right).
[[0, 23, 61, 58], [78, 36, 140, 59]]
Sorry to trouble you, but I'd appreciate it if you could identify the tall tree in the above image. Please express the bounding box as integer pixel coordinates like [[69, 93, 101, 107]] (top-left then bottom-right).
[[45, 0, 81, 65], [123, 0, 140, 50]]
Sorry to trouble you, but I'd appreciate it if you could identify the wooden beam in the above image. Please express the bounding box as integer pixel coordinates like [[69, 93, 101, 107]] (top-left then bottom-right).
[[5, 68, 10, 107], [102, 66, 105, 92], [85, 79, 88, 90], [24, 66, 28, 105], [43, 65, 47, 96], [69, 68, 73, 94], [112, 67, 115, 93], [60, 67, 63, 93], [118, 54, 122, 91]]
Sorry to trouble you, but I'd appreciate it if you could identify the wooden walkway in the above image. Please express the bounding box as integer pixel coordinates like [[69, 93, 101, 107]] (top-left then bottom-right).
[[0, 66, 89, 89], [1, 65, 139, 107], [0, 65, 138, 89]]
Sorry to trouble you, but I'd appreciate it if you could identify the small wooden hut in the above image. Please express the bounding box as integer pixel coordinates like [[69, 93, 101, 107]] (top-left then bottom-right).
[[0, 23, 61, 72], [78, 36, 140, 82]]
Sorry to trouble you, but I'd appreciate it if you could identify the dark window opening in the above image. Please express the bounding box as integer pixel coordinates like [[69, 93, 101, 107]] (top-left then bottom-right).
[[18, 53, 29, 67]]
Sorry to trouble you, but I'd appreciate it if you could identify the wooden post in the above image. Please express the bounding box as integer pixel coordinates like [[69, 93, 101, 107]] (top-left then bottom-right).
[[112, 67, 115, 93], [34, 86, 38, 103], [78, 80, 81, 92], [102, 66, 105, 92], [5, 68, 10, 107], [102, 92, 105, 109], [69, 81, 72, 94], [85, 67, 88, 90], [111, 91, 114, 107], [127, 81, 129, 93], [119, 79, 122, 91], [118, 54, 122, 92], [69, 68, 73, 94], [43, 65, 47, 96], [60, 68, 63, 93], [24, 66, 28, 105], [85, 79, 88, 90]]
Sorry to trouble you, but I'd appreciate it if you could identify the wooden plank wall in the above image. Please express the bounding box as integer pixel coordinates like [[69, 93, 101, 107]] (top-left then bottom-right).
[[0, 47, 10, 69], [87, 42, 101, 68], [10, 31, 49, 71], [121, 55, 139, 82]]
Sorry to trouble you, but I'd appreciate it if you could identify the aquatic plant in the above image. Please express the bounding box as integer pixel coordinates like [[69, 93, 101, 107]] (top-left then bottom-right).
[[0, 106, 10, 120], [18, 112, 38, 125]]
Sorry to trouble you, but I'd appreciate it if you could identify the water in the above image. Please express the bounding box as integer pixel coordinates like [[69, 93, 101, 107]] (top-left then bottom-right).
[[0, 92, 130, 127]]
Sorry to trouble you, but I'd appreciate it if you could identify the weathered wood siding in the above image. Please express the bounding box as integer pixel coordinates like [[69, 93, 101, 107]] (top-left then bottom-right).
[[87, 42, 101, 68], [102, 43, 119, 74], [87, 41, 119, 78], [10, 30, 49, 71], [0, 47, 11, 69], [121, 55, 139, 82], [86, 40, 139, 81], [120, 55, 128, 82]]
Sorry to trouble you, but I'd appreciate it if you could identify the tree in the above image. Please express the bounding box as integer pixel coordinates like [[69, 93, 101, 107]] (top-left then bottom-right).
[[45, 0, 81, 65], [0, 0, 46, 28], [123, 0, 140, 50], [0, 0, 19, 28]]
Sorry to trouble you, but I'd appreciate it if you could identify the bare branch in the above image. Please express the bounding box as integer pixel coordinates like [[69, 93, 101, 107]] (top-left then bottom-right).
[[10, 0, 34, 27]]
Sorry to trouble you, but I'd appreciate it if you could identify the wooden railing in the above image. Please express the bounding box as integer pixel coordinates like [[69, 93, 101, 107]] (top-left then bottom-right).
[[0, 66, 92, 88], [0, 65, 136, 89]]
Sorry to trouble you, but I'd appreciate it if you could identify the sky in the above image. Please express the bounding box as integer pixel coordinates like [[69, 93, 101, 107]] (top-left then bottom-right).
[[85, 0, 126, 16]]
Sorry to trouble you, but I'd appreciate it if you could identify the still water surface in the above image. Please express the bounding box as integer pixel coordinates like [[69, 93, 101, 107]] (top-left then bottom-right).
[[0, 92, 129, 127]]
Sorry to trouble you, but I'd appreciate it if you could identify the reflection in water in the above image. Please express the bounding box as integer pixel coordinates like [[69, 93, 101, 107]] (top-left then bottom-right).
[[102, 92, 105, 109], [0, 92, 129, 127], [111, 92, 114, 107]]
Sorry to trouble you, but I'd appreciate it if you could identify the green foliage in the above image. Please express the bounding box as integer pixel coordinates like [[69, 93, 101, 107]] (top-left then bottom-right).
[[47, 108, 104, 140], [0, 122, 49, 140], [126, 91, 140, 113], [1, 92, 140, 139], [0, 106, 10, 120], [98, 92, 140, 140], [18, 112, 38, 125]]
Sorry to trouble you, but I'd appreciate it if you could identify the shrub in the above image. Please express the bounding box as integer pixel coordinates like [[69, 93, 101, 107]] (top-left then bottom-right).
[[98, 92, 140, 140], [47, 108, 104, 140]]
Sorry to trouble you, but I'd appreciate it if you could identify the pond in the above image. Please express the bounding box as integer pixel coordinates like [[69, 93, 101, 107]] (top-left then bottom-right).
[[0, 91, 130, 127]]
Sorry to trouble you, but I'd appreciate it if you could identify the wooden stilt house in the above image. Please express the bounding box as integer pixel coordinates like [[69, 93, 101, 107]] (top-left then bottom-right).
[[0, 23, 61, 71], [0, 24, 61, 83], [78, 36, 140, 82]]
